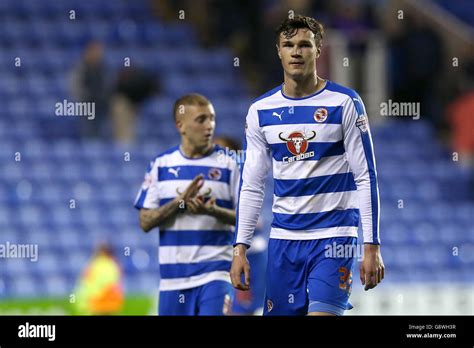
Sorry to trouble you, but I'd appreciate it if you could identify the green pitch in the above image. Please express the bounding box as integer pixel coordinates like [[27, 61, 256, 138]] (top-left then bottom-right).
[[0, 295, 155, 315]]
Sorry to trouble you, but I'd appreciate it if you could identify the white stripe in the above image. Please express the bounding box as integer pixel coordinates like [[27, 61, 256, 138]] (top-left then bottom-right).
[[273, 154, 350, 180], [159, 270, 231, 291], [270, 226, 358, 240], [252, 90, 284, 109], [154, 150, 179, 165], [160, 213, 232, 231], [158, 149, 232, 168], [253, 88, 350, 109], [273, 191, 358, 215], [159, 245, 233, 264], [158, 180, 231, 201], [136, 186, 160, 210], [263, 123, 342, 144]]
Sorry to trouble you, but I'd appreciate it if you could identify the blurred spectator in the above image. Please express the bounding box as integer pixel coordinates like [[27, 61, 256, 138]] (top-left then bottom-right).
[[387, 14, 444, 125], [202, 0, 262, 93], [110, 67, 157, 144], [70, 41, 109, 138], [445, 47, 474, 168], [329, 0, 376, 91], [74, 244, 124, 315], [214, 135, 243, 168], [214, 136, 241, 152], [447, 93, 474, 166]]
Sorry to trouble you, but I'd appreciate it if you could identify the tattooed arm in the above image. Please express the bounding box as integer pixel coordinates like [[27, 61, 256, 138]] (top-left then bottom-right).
[[139, 174, 204, 232], [186, 196, 236, 226], [139, 198, 182, 232]]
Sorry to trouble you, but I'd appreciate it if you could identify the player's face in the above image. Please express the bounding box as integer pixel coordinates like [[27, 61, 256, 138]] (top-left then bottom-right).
[[276, 28, 320, 79], [177, 104, 216, 149]]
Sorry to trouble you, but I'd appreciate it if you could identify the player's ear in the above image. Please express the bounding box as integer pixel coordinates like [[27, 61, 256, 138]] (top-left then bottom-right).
[[315, 46, 321, 59], [276, 44, 281, 60], [175, 119, 185, 135]]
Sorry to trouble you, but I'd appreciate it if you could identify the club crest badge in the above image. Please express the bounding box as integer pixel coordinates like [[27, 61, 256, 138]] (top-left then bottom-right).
[[208, 168, 222, 180], [314, 108, 328, 123], [356, 115, 368, 133]]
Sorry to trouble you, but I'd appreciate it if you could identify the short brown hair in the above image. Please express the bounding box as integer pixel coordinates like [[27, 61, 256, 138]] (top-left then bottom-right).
[[276, 15, 324, 50], [173, 93, 211, 121]]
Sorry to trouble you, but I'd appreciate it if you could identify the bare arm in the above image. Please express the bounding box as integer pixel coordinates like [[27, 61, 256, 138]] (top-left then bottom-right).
[[209, 204, 236, 226], [139, 175, 204, 232], [139, 197, 183, 232], [186, 196, 236, 226]]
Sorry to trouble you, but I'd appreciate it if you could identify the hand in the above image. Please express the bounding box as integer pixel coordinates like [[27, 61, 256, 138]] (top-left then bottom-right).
[[360, 244, 385, 291], [186, 196, 216, 215], [178, 175, 204, 202], [230, 244, 251, 291], [203, 196, 217, 214]]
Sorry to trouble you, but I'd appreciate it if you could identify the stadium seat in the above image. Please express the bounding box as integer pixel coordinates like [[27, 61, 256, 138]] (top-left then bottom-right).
[[11, 276, 40, 298]]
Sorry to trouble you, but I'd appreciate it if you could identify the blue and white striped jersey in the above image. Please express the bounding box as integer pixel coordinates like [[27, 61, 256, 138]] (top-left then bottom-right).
[[135, 145, 240, 291], [235, 80, 380, 247]]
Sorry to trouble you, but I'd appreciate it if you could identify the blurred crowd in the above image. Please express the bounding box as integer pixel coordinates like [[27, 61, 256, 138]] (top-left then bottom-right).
[[68, 0, 473, 166], [69, 41, 158, 144], [149, 0, 474, 166], [151, 0, 378, 93]]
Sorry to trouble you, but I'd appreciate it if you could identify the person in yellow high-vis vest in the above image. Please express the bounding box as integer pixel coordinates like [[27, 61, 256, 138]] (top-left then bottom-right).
[[75, 244, 124, 315]]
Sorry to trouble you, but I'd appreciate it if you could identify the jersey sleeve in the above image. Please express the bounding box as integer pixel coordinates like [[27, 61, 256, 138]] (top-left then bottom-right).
[[229, 158, 241, 209], [134, 159, 160, 210], [234, 104, 272, 248], [342, 94, 380, 244]]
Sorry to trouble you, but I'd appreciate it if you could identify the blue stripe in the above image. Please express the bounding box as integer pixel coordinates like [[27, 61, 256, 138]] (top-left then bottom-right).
[[134, 189, 148, 209], [160, 260, 231, 279], [258, 106, 342, 127], [360, 132, 380, 244], [274, 172, 356, 197], [159, 198, 233, 209], [160, 229, 233, 246], [272, 209, 360, 230], [134, 159, 155, 209], [158, 165, 230, 182], [325, 80, 358, 100], [270, 140, 344, 162]]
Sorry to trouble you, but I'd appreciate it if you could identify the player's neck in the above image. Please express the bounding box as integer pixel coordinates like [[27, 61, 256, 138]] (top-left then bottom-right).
[[180, 141, 213, 159], [283, 73, 325, 98]]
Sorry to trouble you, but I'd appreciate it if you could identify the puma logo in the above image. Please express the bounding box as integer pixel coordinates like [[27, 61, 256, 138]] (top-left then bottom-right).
[[168, 167, 180, 178], [272, 110, 284, 121]]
